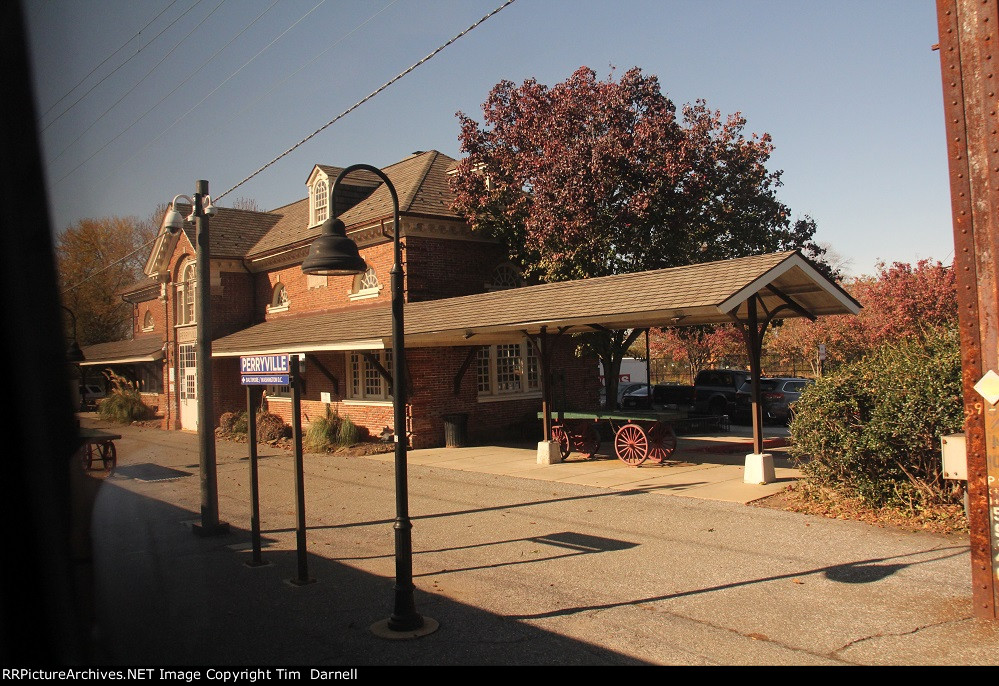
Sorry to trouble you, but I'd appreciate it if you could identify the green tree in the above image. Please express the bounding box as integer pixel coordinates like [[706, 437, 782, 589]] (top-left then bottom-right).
[[58, 215, 158, 345], [451, 66, 826, 404]]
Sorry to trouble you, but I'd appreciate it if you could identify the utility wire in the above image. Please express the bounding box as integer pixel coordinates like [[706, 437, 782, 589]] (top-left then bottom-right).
[[98, 0, 336, 183], [38, 0, 181, 125], [60, 235, 160, 295], [40, 0, 195, 131], [216, 0, 518, 202], [60, 0, 517, 294], [53, 0, 282, 186], [48, 0, 229, 169], [172, 0, 397, 160]]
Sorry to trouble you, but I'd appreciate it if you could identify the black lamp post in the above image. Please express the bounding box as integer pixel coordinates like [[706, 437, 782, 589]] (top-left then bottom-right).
[[302, 164, 436, 637], [162, 182, 228, 537]]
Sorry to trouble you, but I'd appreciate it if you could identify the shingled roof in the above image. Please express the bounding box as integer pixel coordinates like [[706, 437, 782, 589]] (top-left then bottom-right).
[[213, 251, 860, 357], [80, 337, 165, 366], [241, 151, 461, 259], [171, 204, 282, 259]]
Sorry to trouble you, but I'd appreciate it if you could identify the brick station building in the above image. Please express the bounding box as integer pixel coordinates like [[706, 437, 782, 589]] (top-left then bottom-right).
[[101, 150, 599, 448]]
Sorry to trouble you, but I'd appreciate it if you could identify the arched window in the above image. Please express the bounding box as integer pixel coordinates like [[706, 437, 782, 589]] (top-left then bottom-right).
[[268, 282, 290, 313], [348, 268, 382, 301], [142, 310, 154, 332], [487, 262, 525, 291], [176, 259, 196, 325], [312, 178, 328, 226]]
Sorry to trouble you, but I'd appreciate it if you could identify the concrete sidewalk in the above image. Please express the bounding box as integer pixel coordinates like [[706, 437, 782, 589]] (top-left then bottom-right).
[[401, 429, 798, 504], [79, 418, 999, 666]]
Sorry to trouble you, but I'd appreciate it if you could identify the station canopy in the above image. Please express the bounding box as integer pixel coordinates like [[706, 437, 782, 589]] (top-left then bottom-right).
[[213, 251, 859, 358], [80, 337, 165, 366]]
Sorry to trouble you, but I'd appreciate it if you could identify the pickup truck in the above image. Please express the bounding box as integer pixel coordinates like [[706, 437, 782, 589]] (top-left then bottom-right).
[[693, 369, 752, 418], [621, 384, 696, 413]]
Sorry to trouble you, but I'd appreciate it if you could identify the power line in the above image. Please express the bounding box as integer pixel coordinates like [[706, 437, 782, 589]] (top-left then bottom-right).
[[48, 0, 229, 169], [97, 0, 339, 184], [52, 0, 282, 186], [59, 0, 518, 295], [216, 0, 518, 202], [38, 0, 182, 125], [182, 0, 398, 159], [60, 235, 159, 295], [40, 0, 196, 132]]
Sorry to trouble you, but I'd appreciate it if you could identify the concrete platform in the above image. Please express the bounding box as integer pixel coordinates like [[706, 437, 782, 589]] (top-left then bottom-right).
[[389, 430, 798, 505]]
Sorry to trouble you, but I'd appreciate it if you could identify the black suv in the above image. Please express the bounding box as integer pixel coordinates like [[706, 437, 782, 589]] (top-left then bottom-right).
[[693, 369, 752, 417]]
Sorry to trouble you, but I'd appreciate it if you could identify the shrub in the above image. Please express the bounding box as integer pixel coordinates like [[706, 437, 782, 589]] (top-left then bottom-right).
[[219, 411, 246, 436], [305, 406, 341, 452], [255, 411, 290, 442], [336, 414, 360, 446], [789, 326, 964, 510], [304, 406, 366, 452], [98, 370, 154, 424], [218, 409, 288, 442]]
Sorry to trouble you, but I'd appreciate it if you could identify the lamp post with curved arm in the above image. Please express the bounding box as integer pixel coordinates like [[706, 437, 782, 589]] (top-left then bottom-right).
[[302, 164, 436, 637]]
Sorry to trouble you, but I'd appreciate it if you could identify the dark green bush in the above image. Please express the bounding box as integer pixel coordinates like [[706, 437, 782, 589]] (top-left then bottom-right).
[[789, 326, 964, 509], [98, 370, 154, 424]]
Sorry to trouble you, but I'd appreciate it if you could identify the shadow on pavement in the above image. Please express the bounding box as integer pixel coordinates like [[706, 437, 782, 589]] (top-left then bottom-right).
[[89, 481, 646, 666]]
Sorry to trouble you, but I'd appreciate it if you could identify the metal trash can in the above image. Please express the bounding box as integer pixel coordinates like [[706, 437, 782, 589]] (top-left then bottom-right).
[[442, 413, 469, 447]]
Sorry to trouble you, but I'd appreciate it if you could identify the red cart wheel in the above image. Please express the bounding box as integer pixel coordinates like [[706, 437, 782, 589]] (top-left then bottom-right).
[[576, 422, 601, 459], [98, 441, 117, 476], [551, 425, 571, 460], [614, 423, 648, 466], [646, 422, 677, 464]]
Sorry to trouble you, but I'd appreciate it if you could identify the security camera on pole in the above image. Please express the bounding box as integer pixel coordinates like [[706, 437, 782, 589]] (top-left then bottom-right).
[[161, 181, 227, 537]]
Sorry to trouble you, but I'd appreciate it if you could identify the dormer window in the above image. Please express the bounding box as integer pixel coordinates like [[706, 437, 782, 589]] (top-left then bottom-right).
[[311, 177, 328, 226]]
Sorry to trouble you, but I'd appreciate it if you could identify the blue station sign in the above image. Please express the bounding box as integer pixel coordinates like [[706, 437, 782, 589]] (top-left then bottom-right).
[[240, 354, 290, 385]]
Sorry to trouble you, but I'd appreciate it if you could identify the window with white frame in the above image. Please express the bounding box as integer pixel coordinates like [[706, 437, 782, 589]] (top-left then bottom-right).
[[142, 310, 154, 332], [348, 268, 382, 301], [487, 262, 525, 291], [267, 282, 289, 313], [176, 260, 196, 325], [265, 355, 303, 400], [347, 350, 393, 401], [476, 341, 540, 398], [311, 178, 328, 226]]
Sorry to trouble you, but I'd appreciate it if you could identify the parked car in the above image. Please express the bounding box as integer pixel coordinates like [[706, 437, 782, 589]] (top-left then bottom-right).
[[763, 377, 815, 422], [693, 369, 752, 418], [734, 377, 815, 423], [621, 384, 696, 413], [602, 382, 647, 409]]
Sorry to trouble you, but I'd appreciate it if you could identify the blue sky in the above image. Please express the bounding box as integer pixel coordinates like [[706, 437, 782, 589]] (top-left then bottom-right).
[[25, 0, 951, 277]]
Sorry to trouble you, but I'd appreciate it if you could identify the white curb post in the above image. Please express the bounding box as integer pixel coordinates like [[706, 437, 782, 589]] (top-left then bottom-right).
[[537, 440, 562, 465], [744, 453, 775, 485]]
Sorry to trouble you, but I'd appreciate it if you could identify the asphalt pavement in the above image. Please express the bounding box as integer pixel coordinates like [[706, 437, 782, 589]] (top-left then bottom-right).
[[78, 417, 999, 666]]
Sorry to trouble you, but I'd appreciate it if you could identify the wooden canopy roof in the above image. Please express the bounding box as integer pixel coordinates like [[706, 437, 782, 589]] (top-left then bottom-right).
[[213, 251, 859, 358]]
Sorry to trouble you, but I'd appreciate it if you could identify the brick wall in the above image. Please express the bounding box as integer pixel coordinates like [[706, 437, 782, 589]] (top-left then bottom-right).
[[405, 236, 508, 301], [206, 343, 598, 450], [257, 241, 397, 319]]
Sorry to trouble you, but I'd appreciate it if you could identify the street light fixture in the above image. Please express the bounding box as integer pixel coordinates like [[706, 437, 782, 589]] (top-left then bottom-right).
[[302, 164, 437, 637], [162, 181, 227, 537]]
